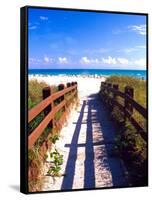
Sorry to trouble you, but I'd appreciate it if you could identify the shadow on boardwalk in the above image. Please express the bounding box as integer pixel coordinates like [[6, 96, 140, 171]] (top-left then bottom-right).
[[61, 93, 128, 190]]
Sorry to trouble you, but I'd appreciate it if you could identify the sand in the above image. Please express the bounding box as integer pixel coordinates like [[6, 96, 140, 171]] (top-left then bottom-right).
[[29, 75, 106, 100]]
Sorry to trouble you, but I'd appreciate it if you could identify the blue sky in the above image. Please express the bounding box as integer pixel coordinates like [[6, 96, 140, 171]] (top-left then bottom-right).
[[28, 8, 147, 70]]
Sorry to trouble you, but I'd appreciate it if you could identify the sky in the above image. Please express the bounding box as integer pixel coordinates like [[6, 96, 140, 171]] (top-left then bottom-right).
[[28, 8, 147, 70]]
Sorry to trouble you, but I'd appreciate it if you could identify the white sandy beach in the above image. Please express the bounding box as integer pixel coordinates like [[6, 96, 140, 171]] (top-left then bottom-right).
[[29, 75, 106, 100]]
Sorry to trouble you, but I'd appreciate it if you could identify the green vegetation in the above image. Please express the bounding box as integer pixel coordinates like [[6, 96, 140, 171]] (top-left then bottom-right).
[[49, 134, 60, 144], [35, 127, 51, 147], [101, 76, 147, 186], [28, 146, 43, 192], [28, 79, 58, 109], [28, 80, 58, 135], [47, 148, 64, 177], [54, 108, 64, 121], [105, 75, 146, 131], [28, 80, 49, 109], [106, 76, 146, 107]]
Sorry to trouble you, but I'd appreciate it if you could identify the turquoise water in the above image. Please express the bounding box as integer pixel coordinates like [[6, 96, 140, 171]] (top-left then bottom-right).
[[29, 69, 147, 79]]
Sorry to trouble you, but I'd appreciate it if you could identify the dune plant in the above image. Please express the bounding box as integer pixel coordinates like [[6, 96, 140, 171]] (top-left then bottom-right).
[[47, 148, 64, 177], [49, 134, 60, 144], [28, 147, 43, 192]]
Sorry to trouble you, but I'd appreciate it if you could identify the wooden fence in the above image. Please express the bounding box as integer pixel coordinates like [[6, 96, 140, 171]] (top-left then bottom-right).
[[28, 82, 78, 150], [100, 82, 147, 141]]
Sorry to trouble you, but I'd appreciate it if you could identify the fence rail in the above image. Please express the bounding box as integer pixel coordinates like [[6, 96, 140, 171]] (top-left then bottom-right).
[[100, 82, 147, 141], [28, 82, 78, 149]]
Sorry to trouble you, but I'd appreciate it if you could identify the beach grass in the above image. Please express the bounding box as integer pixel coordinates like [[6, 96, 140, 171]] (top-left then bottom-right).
[[105, 75, 146, 131], [28, 79, 49, 109], [28, 79, 58, 110], [106, 75, 146, 107]]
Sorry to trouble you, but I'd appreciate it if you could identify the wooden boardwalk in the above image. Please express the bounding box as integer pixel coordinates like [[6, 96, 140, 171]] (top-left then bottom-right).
[[42, 93, 129, 191]]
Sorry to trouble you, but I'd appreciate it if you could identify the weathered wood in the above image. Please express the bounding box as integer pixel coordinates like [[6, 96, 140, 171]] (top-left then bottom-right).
[[125, 86, 134, 114], [108, 83, 112, 88], [109, 87, 125, 98], [67, 82, 71, 87], [28, 83, 77, 149], [28, 100, 66, 149], [43, 87, 52, 128], [28, 85, 77, 123], [125, 110, 146, 140], [113, 99, 124, 111], [100, 82, 147, 141], [43, 87, 51, 110], [103, 84, 146, 118], [58, 84, 65, 102], [125, 95, 147, 118]]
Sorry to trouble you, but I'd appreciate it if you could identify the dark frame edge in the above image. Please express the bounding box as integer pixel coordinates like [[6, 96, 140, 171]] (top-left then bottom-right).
[[20, 6, 28, 194]]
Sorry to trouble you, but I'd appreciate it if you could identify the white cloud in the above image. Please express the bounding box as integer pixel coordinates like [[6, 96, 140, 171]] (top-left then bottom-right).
[[80, 57, 91, 64], [128, 24, 146, 35], [80, 57, 100, 64], [102, 56, 129, 65], [117, 58, 129, 65], [134, 58, 146, 66], [40, 16, 48, 20], [58, 57, 68, 64], [44, 56, 50, 63], [43, 56, 53, 63], [102, 56, 117, 65], [80, 56, 130, 66], [29, 58, 41, 64]]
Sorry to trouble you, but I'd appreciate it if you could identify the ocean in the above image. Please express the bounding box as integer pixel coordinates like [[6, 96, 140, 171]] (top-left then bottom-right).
[[29, 69, 147, 79]]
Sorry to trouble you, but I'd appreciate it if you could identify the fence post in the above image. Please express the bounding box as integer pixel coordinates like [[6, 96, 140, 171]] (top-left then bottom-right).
[[107, 83, 112, 106], [71, 82, 75, 86], [58, 84, 65, 102], [113, 84, 119, 105], [75, 81, 78, 96], [124, 86, 134, 121], [104, 82, 107, 95], [42, 86, 53, 155], [67, 82, 71, 88], [42, 86, 53, 129], [71, 82, 75, 93]]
